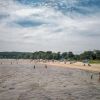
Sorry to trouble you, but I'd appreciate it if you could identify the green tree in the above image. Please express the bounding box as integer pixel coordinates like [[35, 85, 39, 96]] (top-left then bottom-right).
[[61, 52, 68, 59]]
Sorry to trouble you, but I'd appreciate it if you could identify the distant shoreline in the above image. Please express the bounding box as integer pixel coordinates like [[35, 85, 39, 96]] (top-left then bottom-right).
[[39, 61, 100, 72], [0, 59, 100, 72]]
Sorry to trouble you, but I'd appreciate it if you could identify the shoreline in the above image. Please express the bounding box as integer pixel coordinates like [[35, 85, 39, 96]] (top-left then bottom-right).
[[39, 61, 100, 72], [0, 59, 100, 72]]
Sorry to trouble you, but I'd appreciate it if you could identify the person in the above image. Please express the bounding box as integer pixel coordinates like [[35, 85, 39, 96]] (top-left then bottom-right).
[[99, 72, 100, 82], [87, 60, 91, 66], [91, 74, 93, 79], [45, 64, 47, 69], [34, 65, 35, 69], [70, 61, 72, 64], [88, 63, 91, 66]]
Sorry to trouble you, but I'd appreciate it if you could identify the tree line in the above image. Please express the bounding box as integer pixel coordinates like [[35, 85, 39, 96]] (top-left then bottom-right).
[[0, 50, 100, 60]]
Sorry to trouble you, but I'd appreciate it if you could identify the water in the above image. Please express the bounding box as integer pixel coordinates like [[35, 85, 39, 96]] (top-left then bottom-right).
[[0, 59, 100, 100]]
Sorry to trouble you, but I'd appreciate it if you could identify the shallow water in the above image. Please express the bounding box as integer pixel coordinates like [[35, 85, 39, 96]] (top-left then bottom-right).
[[0, 59, 100, 100]]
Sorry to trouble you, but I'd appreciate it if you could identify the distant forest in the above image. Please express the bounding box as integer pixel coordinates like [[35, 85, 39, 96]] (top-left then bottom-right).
[[0, 50, 100, 60]]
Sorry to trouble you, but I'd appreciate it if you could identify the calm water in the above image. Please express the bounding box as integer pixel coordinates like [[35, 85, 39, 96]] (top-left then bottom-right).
[[0, 59, 100, 100]]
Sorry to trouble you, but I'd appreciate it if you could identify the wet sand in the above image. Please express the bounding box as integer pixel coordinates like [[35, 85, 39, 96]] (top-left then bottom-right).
[[0, 59, 100, 100]]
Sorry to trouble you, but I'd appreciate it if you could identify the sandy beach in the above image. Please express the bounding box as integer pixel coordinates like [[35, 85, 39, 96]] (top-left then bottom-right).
[[0, 59, 100, 100], [40, 61, 100, 72]]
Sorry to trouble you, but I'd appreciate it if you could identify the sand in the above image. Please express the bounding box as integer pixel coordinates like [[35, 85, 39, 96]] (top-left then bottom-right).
[[0, 59, 100, 100], [40, 61, 100, 72]]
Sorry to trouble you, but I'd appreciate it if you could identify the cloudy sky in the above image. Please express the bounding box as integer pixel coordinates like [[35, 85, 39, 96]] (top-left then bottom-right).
[[0, 0, 100, 53]]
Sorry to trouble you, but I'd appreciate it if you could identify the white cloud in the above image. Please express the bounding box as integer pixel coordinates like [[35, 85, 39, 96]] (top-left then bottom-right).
[[13, 7, 45, 17], [0, 0, 100, 53]]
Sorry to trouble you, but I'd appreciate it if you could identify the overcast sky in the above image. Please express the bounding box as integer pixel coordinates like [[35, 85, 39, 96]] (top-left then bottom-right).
[[0, 0, 100, 53]]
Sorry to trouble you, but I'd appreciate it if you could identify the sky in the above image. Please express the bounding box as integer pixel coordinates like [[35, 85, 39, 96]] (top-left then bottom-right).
[[0, 0, 100, 53]]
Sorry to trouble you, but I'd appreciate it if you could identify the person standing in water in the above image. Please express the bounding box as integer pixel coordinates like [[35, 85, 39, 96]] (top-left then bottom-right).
[[91, 74, 93, 79], [45, 64, 47, 69], [11, 62, 12, 64], [99, 72, 100, 81], [34, 65, 35, 69]]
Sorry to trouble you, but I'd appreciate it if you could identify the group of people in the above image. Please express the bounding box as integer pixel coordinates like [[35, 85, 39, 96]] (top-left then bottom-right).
[[83, 59, 91, 66]]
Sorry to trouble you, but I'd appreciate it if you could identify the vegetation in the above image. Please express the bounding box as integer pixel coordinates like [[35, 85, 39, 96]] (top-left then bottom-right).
[[0, 50, 100, 61], [90, 60, 100, 64]]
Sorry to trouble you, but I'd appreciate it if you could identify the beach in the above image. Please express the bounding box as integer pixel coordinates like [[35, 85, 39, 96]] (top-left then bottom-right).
[[40, 60, 100, 72], [0, 59, 100, 100]]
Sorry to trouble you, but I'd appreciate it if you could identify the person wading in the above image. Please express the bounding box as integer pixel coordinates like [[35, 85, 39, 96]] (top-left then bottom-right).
[[45, 64, 47, 69], [99, 72, 100, 82], [91, 74, 93, 79], [34, 65, 35, 69]]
